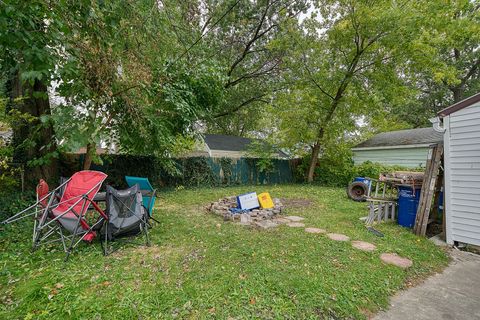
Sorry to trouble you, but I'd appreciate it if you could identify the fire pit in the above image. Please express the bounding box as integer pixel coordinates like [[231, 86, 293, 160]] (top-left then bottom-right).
[[206, 196, 287, 229]]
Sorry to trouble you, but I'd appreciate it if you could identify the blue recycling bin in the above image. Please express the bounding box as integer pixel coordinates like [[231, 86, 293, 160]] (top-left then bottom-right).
[[397, 185, 422, 228]]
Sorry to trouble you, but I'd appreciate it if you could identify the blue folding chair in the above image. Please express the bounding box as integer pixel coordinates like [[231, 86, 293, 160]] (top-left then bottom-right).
[[125, 176, 157, 222]]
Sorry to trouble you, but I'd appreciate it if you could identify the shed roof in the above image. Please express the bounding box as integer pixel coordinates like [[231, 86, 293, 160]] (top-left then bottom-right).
[[353, 127, 443, 149], [203, 134, 288, 158], [438, 92, 480, 117], [204, 134, 252, 151]]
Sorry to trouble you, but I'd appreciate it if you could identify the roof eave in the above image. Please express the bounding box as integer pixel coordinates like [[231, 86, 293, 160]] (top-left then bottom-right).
[[352, 143, 436, 151], [437, 92, 480, 117]]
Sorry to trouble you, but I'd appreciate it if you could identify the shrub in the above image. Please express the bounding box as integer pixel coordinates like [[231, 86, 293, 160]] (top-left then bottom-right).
[[0, 191, 34, 221], [352, 161, 419, 180], [295, 155, 421, 187]]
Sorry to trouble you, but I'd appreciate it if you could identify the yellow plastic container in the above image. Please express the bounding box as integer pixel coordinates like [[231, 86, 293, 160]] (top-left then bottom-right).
[[258, 192, 274, 209]]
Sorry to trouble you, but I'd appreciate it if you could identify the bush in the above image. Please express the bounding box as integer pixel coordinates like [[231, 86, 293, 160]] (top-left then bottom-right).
[[352, 161, 418, 180], [295, 154, 421, 187], [0, 191, 35, 221]]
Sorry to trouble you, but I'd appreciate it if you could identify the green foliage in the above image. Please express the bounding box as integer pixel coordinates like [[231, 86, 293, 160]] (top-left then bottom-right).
[[353, 161, 419, 180], [180, 157, 218, 187], [0, 147, 20, 193], [218, 158, 234, 185], [199, 0, 309, 136], [267, 0, 419, 181], [246, 140, 278, 174], [391, 0, 480, 126], [0, 191, 34, 221], [296, 147, 420, 187]]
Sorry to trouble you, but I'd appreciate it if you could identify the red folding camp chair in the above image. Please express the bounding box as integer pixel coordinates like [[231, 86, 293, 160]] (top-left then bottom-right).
[[2, 170, 108, 261]]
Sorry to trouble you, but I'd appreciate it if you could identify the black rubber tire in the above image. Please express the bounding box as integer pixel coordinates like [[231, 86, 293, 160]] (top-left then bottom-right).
[[347, 181, 368, 202]]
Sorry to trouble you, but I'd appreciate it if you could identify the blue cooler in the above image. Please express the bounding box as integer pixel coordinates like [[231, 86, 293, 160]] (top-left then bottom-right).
[[354, 177, 371, 188]]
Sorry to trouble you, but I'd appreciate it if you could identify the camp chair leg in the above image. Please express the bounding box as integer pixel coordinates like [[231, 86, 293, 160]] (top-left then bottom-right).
[[32, 195, 56, 250], [65, 203, 86, 261], [149, 216, 160, 224], [59, 226, 67, 253], [102, 222, 109, 256], [143, 219, 150, 247]]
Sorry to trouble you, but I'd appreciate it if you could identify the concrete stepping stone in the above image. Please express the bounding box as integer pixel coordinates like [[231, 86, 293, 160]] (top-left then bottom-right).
[[273, 217, 291, 224], [286, 222, 305, 228], [305, 227, 326, 234], [285, 216, 305, 222], [351, 240, 376, 252], [327, 233, 350, 241], [380, 253, 413, 269], [255, 220, 278, 229]]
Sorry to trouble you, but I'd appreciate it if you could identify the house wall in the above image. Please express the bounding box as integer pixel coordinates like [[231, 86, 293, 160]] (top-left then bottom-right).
[[352, 147, 430, 168], [444, 102, 480, 246]]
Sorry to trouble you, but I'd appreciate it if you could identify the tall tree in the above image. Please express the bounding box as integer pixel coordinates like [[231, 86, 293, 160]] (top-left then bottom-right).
[[53, 1, 225, 170], [393, 0, 480, 127], [272, 0, 414, 182], [0, 1, 62, 184], [164, 0, 308, 137]]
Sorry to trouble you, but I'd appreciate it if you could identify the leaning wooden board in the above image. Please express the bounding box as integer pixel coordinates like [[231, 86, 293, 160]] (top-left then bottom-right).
[[413, 144, 443, 236]]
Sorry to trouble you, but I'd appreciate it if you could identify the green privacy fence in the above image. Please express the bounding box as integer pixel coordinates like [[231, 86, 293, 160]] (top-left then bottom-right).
[[61, 155, 296, 188], [205, 157, 294, 185]]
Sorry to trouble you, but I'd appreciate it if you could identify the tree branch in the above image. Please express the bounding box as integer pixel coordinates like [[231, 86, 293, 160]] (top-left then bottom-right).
[[301, 55, 335, 100], [462, 57, 480, 84], [225, 58, 280, 88], [212, 94, 269, 118], [227, 0, 275, 77]]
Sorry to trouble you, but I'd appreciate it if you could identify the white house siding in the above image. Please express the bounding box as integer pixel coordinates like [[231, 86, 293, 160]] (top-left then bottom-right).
[[444, 102, 480, 246], [352, 147, 430, 168]]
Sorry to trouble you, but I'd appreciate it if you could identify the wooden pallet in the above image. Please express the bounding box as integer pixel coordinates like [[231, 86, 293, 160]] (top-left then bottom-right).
[[365, 179, 397, 225], [413, 144, 444, 236]]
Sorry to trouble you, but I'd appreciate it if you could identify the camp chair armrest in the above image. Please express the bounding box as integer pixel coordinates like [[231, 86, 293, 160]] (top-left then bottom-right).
[[140, 190, 156, 197]]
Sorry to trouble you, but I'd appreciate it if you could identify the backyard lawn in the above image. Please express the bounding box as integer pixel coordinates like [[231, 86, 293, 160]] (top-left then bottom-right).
[[0, 185, 448, 319]]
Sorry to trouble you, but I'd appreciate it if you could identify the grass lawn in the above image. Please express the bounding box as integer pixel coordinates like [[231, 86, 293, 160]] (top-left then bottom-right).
[[0, 184, 448, 319]]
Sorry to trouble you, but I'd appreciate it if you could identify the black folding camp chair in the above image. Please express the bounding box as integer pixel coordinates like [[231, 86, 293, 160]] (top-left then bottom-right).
[[101, 184, 150, 255]]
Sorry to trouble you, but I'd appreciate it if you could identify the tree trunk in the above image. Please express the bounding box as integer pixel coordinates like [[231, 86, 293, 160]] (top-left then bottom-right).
[[307, 142, 321, 183], [82, 142, 95, 170], [8, 70, 58, 186], [451, 86, 464, 103], [451, 48, 464, 103]]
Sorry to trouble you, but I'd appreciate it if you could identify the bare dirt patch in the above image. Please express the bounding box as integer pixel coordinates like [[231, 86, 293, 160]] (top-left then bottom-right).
[[280, 198, 314, 209]]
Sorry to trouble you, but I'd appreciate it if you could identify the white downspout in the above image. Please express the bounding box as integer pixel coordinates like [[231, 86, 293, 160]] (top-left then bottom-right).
[[430, 116, 445, 133]]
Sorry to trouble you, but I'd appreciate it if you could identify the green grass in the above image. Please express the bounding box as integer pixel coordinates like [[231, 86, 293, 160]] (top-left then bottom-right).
[[0, 185, 448, 319]]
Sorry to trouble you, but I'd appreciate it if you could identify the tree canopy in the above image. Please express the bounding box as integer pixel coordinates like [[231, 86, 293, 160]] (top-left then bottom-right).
[[1, 0, 479, 182]]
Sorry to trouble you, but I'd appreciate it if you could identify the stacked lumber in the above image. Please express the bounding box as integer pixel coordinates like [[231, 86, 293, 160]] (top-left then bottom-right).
[[413, 144, 444, 236], [379, 171, 424, 187]]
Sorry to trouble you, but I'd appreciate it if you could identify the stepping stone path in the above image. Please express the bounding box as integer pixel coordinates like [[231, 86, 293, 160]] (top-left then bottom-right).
[[273, 217, 292, 224], [287, 222, 305, 228], [255, 220, 279, 229], [305, 227, 326, 234], [285, 216, 305, 222], [327, 233, 350, 241], [351, 240, 376, 252], [380, 253, 413, 269]]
